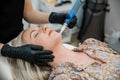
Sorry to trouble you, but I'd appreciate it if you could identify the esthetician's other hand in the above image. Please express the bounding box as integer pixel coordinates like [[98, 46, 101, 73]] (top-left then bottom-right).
[[49, 12, 77, 28], [1, 44, 54, 66]]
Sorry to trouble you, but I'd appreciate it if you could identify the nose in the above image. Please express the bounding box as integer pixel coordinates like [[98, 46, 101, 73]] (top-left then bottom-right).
[[38, 26, 48, 33], [44, 26, 48, 30], [42, 26, 49, 32]]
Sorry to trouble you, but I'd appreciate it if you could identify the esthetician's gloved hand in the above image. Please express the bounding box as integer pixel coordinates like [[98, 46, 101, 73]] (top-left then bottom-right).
[[49, 12, 77, 28], [1, 44, 54, 66]]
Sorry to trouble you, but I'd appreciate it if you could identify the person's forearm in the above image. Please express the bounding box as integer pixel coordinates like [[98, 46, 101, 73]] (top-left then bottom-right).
[[24, 0, 50, 24], [0, 43, 4, 56], [24, 10, 50, 24]]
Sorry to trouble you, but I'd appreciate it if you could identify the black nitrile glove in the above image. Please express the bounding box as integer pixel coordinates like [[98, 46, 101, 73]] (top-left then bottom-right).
[[1, 44, 54, 66], [49, 12, 77, 29]]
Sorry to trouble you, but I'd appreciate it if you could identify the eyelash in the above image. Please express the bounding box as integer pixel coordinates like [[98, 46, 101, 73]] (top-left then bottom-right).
[[34, 33, 38, 37]]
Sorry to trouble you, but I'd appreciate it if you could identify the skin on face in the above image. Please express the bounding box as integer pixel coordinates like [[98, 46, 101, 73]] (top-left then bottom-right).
[[22, 26, 62, 50]]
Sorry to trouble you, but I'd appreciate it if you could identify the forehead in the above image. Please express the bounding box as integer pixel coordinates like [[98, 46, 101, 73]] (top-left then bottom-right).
[[26, 27, 39, 32], [23, 27, 39, 35]]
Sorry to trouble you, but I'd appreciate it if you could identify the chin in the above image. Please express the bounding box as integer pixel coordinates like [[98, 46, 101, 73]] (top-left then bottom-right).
[[50, 35, 62, 48], [55, 33, 62, 42]]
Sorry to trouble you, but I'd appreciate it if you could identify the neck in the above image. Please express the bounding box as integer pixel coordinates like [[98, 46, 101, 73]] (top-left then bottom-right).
[[48, 44, 96, 68], [48, 43, 79, 67]]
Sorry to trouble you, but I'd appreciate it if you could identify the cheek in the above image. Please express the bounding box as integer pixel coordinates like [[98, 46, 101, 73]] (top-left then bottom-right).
[[52, 33, 62, 45], [33, 33, 62, 50], [34, 36, 47, 46], [33, 35, 52, 50]]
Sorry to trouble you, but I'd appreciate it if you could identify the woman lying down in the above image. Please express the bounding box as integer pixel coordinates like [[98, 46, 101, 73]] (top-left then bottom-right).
[[0, 26, 120, 80]]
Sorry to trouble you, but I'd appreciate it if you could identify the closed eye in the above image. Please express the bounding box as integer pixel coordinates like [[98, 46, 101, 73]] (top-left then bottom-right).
[[31, 30, 38, 38], [34, 32, 38, 38]]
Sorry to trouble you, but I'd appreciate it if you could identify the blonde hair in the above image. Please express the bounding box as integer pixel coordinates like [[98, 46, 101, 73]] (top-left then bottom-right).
[[9, 30, 25, 47], [2, 31, 51, 80]]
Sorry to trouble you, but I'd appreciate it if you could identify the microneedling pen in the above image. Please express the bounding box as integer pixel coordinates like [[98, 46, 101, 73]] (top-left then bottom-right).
[[59, 0, 82, 34]]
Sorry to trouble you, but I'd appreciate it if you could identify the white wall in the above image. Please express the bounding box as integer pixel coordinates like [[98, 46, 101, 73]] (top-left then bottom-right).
[[104, 0, 120, 53], [104, 0, 120, 42]]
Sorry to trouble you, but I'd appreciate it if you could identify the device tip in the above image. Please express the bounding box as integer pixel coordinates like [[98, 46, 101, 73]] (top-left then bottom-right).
[[59, 23, 68, 34]]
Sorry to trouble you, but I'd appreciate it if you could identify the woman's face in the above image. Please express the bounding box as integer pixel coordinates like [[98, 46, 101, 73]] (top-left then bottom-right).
[[22, 26, 62, 50]]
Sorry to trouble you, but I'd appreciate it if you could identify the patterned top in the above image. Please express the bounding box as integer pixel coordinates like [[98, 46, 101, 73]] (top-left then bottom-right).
[[48, 38, 120, 80]]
